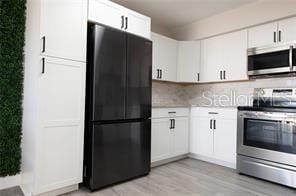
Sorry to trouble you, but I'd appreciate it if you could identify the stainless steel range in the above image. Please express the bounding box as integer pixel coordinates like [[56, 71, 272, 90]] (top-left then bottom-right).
[[237, 88, 296, 188]]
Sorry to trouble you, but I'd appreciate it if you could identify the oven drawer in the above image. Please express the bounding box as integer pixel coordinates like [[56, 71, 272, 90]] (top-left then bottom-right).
[[237, 155, 296, 188]]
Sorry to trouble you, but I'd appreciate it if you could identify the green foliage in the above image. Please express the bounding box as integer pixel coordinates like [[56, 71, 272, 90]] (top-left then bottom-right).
[[0, 0, 26, 176]]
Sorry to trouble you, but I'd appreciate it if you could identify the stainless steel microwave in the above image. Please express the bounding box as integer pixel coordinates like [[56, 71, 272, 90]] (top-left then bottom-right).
[[248, 42, 296, 77]]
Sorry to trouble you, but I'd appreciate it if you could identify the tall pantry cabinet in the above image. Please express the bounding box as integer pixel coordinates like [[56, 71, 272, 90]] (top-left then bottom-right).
[[22, 0, 87, 195]]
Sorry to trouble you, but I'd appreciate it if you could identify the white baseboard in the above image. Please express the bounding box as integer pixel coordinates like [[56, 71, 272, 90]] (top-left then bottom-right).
[[0, 174, 21, 190], [151, 154, 188, 167], [189, 153, 236, 169], [32, 184, 78, 196]]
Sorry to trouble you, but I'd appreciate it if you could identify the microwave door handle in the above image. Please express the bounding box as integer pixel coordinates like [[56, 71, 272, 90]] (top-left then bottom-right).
[[289, 45, 293, 71]]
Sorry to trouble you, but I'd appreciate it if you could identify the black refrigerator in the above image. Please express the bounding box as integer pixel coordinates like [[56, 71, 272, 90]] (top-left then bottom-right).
[[83, 23, 152, 191]]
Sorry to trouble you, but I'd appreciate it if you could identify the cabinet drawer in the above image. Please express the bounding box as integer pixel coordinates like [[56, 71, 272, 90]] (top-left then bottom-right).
[[191, 107, 237, 119], [152, 108, 189, 118]]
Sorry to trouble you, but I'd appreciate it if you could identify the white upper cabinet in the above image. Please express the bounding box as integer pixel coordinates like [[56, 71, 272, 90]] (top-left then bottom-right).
[[125, 9, 151, 39], [88, 0, 151, 39], [248, 22, 278, 48], [200, 36, 222, 83], [152, 33, 177, 82], [177, 41, 201, 83], [40, 0, 87, 62], [222, 30, 248, 81], [200, 30, 248, 83], [278, 17, 296, 43], [152, 33, 160, 80], [88, 0, 123, 30], [248, 17, 296, 48]]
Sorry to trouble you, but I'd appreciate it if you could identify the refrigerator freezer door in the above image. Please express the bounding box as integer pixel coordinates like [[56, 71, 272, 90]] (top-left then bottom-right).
[[89, 24, 127, 121], [90, 120, 151, 190], [126, 35, 152, 119]]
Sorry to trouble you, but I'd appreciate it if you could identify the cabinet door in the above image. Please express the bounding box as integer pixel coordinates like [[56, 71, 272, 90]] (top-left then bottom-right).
[[200, 37, 222, 83], [151, 118, 171, 162], [171, 117, 189, 156], [190, 116, 213, 157], [88, 0, 123, 31], [213, 119, 237, 164], [177, 41, 200, 83], [278, 17, 296, 43], [248, 22, 278, 48], [40, 0, 87, 62], [151, 33, 160, 80], [36, 57, 85, 193], [126, 10, 151, 39], [157, 34, 177, 81], [223, 30, 248, 81]]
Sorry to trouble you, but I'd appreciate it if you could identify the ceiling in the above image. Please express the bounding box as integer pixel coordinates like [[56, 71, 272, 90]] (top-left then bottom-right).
[[112, 0, 257, 29]]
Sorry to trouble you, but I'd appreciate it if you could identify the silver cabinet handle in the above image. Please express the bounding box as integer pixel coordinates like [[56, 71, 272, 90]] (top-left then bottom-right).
[[278, 30, 282, 42], [273, 32, 277, 43], [223, 70, 226, 80]]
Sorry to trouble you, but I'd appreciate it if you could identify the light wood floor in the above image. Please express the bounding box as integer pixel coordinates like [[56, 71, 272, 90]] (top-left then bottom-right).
[[65, 158, 296, 196]]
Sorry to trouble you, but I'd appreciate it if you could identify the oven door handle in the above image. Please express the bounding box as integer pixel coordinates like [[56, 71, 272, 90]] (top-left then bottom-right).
[[239, 112, 296, 121]]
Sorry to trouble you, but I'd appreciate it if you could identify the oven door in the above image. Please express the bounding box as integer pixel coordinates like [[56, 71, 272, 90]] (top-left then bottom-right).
[[248, 44, 295, 76], [237, 111, 296, 166]]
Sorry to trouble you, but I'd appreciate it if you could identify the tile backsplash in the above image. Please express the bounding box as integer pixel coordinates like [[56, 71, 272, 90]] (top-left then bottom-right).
[[152, 81, 188, 107], [152, 77, 296, 107]]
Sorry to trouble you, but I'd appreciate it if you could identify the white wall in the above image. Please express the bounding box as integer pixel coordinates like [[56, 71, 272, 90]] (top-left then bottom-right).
[[171, 0, 296, 40]]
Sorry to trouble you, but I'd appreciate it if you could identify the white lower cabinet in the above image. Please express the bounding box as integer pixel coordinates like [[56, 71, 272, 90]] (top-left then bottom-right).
[[190, 107, 237, 168], [171, 117, 189, 157], [151, 108, 189, 163], [22, 57, 86, 195], [151, 118, 171, 162], [35, 57, 85, 193]]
